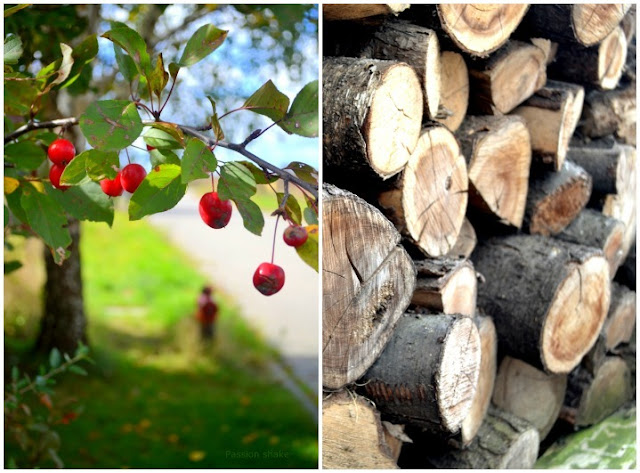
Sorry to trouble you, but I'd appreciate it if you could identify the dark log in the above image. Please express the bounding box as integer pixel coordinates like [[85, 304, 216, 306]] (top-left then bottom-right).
[[615, 242, 636, 290], [434, 51, 468, 131], [578, 83, 636, 145], [566, 143, 628, 195]]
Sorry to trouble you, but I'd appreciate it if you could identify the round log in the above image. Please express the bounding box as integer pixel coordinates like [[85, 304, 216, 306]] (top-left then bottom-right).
[[435, 51, 468, 132], [472, 234, 611, 374], [579, 83, 636, 145], [323, 56, 423, 180], [445, 217, 476, 259], [603, 282, 636, 350], [323, 3, 410, 21], [567, 144, 628, 195], [456, 115, 531, 228], [322, 184, 416, 390]]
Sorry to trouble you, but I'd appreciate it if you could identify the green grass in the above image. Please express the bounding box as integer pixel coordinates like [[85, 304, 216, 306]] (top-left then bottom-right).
[[4, 212, 317, 468]]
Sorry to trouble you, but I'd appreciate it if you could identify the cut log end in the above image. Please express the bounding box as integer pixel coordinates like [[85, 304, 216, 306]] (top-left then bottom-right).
[[542, 255, 610, 373], [435, 51, 469, 132], [572, 4, 632, 46], [597, 27, 628, 90], [604, 283, 636, 350]]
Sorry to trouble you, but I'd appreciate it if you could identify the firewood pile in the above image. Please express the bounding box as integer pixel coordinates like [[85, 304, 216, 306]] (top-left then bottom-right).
[[321, 4, 636, 469]]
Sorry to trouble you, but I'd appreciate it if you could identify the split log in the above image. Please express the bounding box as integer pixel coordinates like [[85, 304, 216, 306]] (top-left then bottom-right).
[[322, 391, 399, 469], [378, 124, 468, 257], [523, 160, 592, 237], [519, 4, 631, 47], [471, 234, 611, 374], [360, 312, 481, 439], [434, 51, 468, 131], [555, 209, 625, 276], [323, 56, 423, 181], [548, 26, 628, 90], [456, 115, 531, 227], [492, 356, 567, 440], [602, 282, 636, 350], [615, 243, 636, 290], [468, 40, 547, 115], [323, 4, 409, 21], [531, 37, 558, 64], [560, 356, 632, 427], [425, 407, 540, 469], [411, 258, 477, 317], [322, 185, 416, 390], [459, 314, 497, 447], [444, 217, 476, 259], [512, 80, 585, 170], [578, 84, 636, 145]]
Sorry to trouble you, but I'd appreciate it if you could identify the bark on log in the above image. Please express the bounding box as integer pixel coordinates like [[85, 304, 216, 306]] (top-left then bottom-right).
[[322, 391, 399, 469], [471, 234, 611, 374], [445, 217, 476, 259], [360, 312, 481, 438], [323, 56, 423, 181], [459, 314, 497, 447], [555, 208, 625, 276], [468, 40, 547, 115], [602, 282, 636, 350], [492, 356, 567, 440], [615, 242, 636, 290], [512, 80, 585, 170], [425, 407, 540, 469], [578, 83, 636, 145], [567, 144, 628, 195], [519, 4, 631, 47], [434, 51, 468, 132], [524, 160, 592, 236], [323, 185, 416, 390], [548, 26, 628, 90], [378, 124, 468, 257], [561, 356, 632, 427], [323, 4, 409, 21], [456, 115, 531, 227], [411, 257, 477, 317]]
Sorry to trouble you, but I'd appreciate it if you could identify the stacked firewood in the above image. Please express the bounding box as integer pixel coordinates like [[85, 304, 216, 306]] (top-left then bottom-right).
[[322, 4, 636, 469]]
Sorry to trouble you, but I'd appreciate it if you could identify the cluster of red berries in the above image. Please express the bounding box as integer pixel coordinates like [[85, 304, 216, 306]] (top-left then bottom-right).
[[198, 190, 309, 297], [100, 163, 147, 197], [47, 138, 76, 191]]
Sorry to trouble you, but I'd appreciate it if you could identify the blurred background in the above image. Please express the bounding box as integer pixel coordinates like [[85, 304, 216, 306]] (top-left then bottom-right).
[[4, 4, 318, 468]]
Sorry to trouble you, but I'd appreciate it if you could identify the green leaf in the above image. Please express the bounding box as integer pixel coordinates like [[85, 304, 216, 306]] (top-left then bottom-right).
[[285, 161, 318, 186], [74, 342, 89, 357], [149, 149, 180, 167], [4, 75, 39, 115], [5, 260, 22, 274], [5, 185, 27, 224], [79, 100, 143, 151], [85, 150, 120, 180], [4, 205, 9, 227], [181, 138, 217, 184], [49, 348, 61, 369], [276, 191, 302, 225], [169, 62, 180, 81], [59, 153, 90, 185], [143, 125, 183, 149], [61, 35, 98, 90], [113, 44, 137, 83], [243, 80, 290, 122], [304, 206, 318, 225], [233, 197, 264, 236], [150, 53, 169, 99], [4, 34, 23, 65], [237, 161, 278, 184], [11, 366, 19, 382], [211, 114, 224, 141], [4, 5, 30, 17], [39, 43, 74, 91], [279, 80, 319, 137], [48, 182, 115, 227], [102, 26, 152, 77], [20, 185, 71, 265], [178, 24, 228, 67], [218, 162, 257, 201], [129, 164, 187, 220], [4, 141, 47, 171], [68, 365, 87, 376], [295, 224, 318, 271]]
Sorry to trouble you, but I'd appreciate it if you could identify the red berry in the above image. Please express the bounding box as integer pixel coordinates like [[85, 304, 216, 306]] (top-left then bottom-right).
[[146, 144, 155, 151], [283, 225, 308, 247], [199, 192, 233, 229], [253, 262, 285, 296], [48, 138, 75, 165], [100, 172, 123, 197], [120, 163, 147, 193], [49, 163, 70, 191]]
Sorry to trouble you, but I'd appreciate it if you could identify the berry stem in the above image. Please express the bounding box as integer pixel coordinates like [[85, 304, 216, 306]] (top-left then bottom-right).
[[210, 172, 215, 192], [271, 214, 281, 264], [125, 148, 132, 165]]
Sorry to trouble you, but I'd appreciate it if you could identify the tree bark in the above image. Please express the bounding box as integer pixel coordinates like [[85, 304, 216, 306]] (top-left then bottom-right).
[[578, 83, 636, 145], [322, 184, 416, 390], [434, 51, 468, 131], [471, 235, 611, 374], [602, 282, 636, 350], [456, 115, 531, 228], [492, 356, 567, 440], [512, 80, 585, 170], [567, 143, 628, 195], [378, 123, 468, 257], [322, 391, 399, 469], [323, 56, 423, 182], [468, 40, 547, 115], [524, 160, 592, 236], [360, 312, 481, 438], [411, 257, 477, 317], [323, 3, 409, 21]]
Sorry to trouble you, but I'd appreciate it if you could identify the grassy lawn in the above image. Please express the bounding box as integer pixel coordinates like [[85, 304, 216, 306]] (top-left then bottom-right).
[[4, 212, 317, 468]]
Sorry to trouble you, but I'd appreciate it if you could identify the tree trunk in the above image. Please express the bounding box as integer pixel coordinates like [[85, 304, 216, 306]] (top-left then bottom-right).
[[548, 26, 627, 90], [468, 40, 547, 115], [492, 356, 567, 440], [322, 56, 423, 182], [512, 80, 585, 170], [578, 83, 636, 145], [456, 115, 531, 228], [360, 312, 481, 439], [36, 218, 88, 355], [322, 391, 399, 469], [378, 123, 468, 257], [444, 217, 476, 259], [602, 282, 636, 350], [322, 184, 416, 390], [411, 257, 477, 317], [471, 235, 611, 374], [434, 51, 468, 131], [323, 3, 409, 21]]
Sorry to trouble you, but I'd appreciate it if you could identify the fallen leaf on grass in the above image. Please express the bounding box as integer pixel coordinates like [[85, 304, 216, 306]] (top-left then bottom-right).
[[242, 432, 258, 444], [189, 450, 206, 462]]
